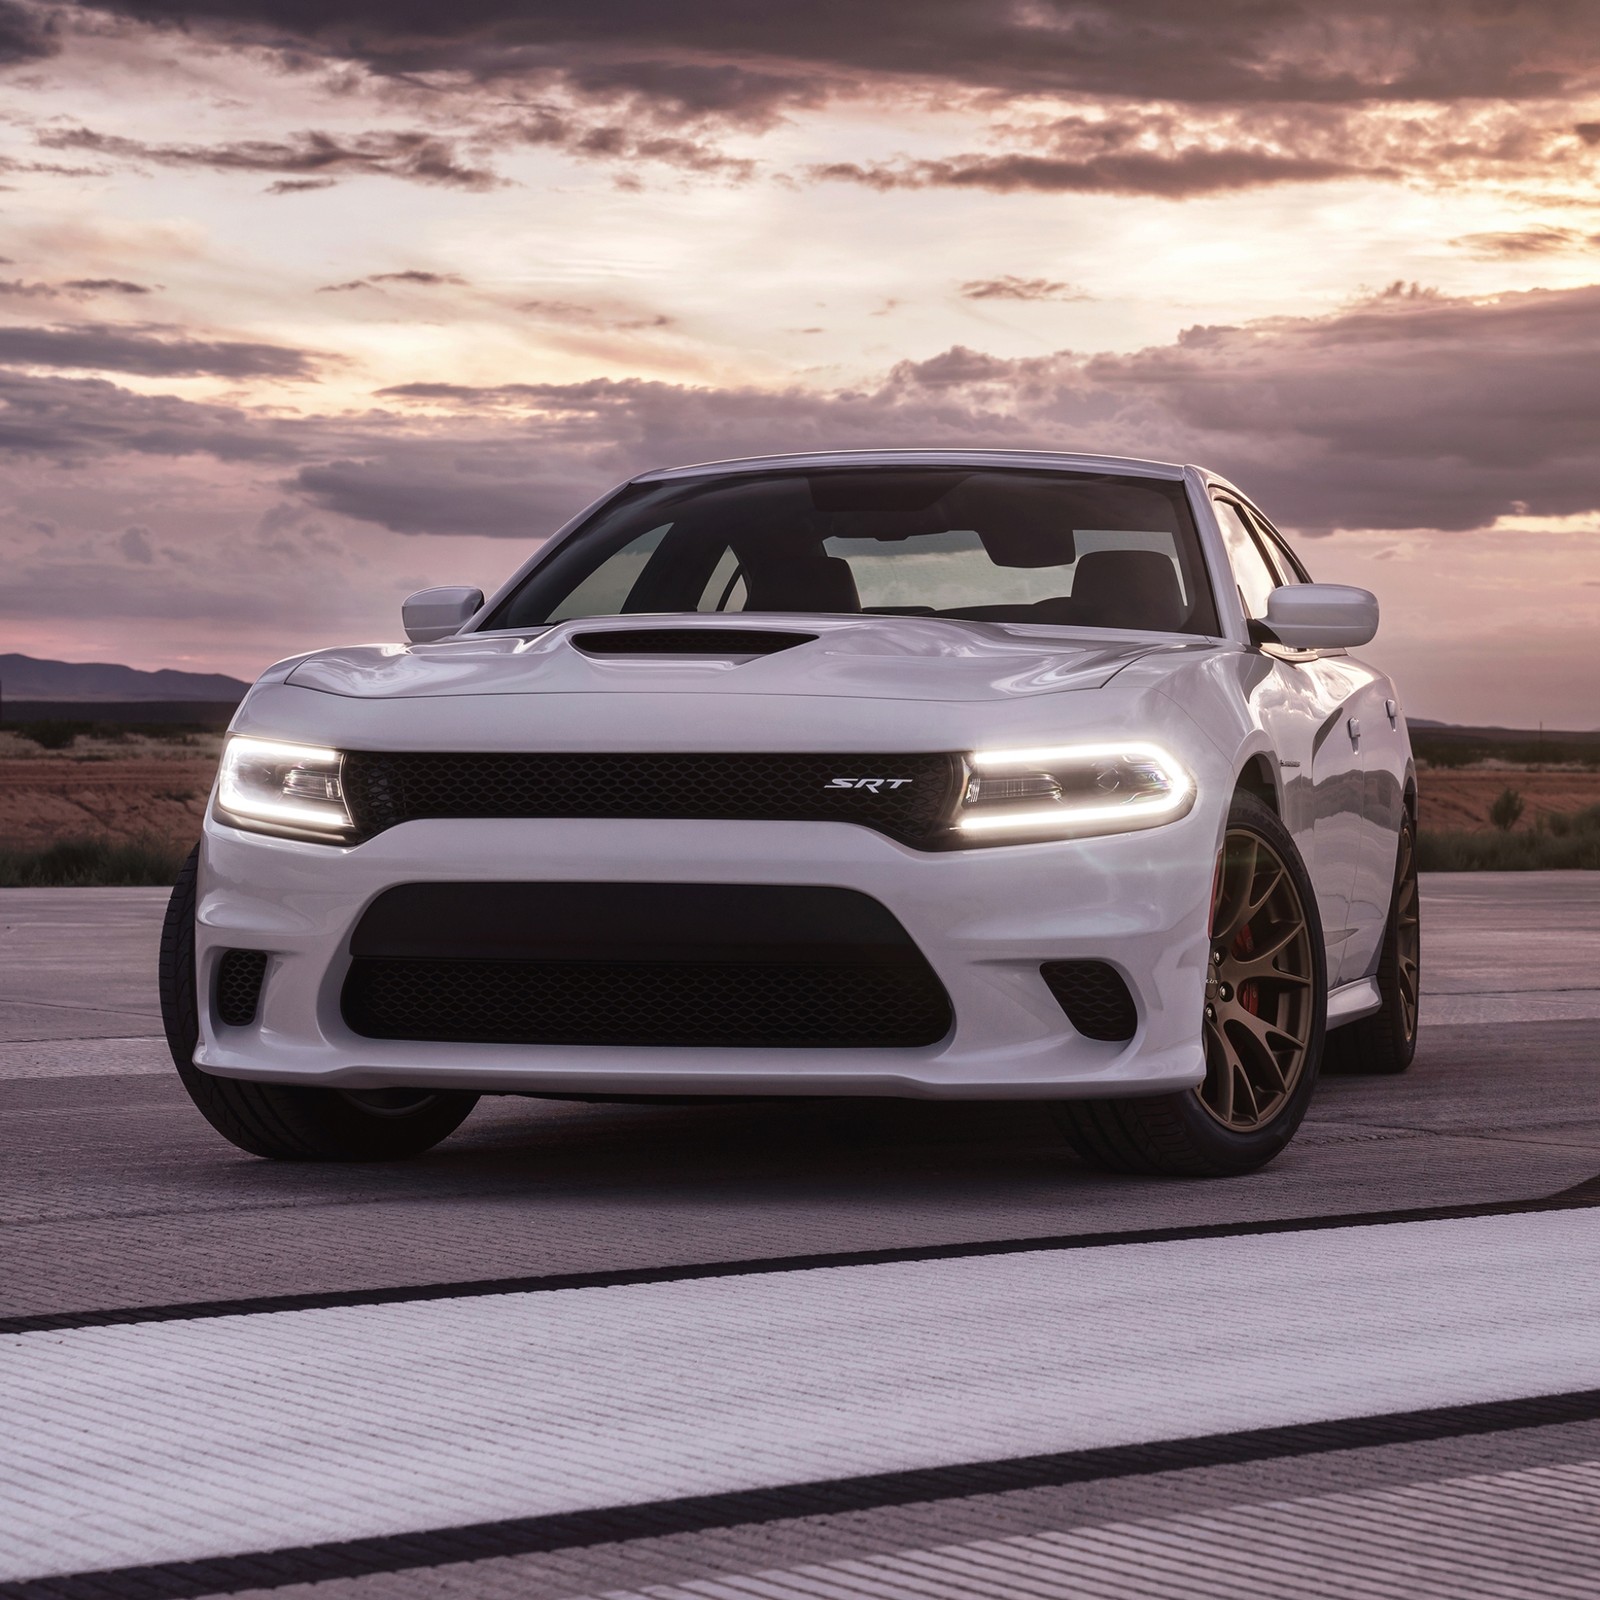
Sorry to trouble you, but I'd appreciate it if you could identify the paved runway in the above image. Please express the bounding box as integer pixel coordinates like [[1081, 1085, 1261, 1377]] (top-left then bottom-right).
[[2, 874, 1598, 1597]]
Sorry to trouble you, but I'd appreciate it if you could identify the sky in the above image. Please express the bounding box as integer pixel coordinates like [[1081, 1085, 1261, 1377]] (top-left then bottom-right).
[[2, 0, 1599, 726]]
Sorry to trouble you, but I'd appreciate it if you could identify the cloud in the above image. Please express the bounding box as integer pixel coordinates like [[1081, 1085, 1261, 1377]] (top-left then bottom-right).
[[38, 126, 504, 190], [959, 276, 1089, 302], [508, 106, 757, 178], [518, 299, 673, 330], [353, 283, 1600, 537], [0, 368, 315, 460], [1450, 225, 1592, 258], [0, 0, 56, 66], [289, 458, 584, 539], [0, 152, 105, 179], [319, 269, 469, 292], [72, 2, 1600, 113], [8, 281, 1600, 543], [266, 177, 337, 194], [63, 278, 154, 294], [0, 324, 321, 378], [371, 270, 467, 286], [0, 276, 157, 300], [43, 5, 1600, 202], [117, 523, 154, 563], [814, 146, 1377, 200]]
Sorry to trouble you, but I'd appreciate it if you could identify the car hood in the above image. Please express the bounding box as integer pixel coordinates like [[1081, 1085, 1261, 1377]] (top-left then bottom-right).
[[284, 615, 1210, 705]]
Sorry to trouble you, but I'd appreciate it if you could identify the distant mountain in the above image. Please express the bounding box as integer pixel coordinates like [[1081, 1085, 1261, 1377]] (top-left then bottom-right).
[[0, 653, 251, 703]]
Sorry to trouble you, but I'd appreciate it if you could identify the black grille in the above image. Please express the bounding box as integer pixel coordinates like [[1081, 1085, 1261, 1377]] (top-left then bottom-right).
[[341, 881, 952, 1049], [1041, 960, 1137, 1042], [215, 949, 268, 1027], [341, 751, 964, 846], [343, 958, 951, 1048], [571, 629, 815, 656]]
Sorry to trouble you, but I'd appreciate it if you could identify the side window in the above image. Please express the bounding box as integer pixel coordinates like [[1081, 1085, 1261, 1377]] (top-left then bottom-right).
[[1212, 499, 1279, 619], [1241, 503, 1311, 585]]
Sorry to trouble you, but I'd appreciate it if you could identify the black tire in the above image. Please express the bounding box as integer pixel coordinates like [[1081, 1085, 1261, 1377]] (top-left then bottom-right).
[[1323, 816, 1420, 1076], [1053, 791, 1327, 1178], [159, 845, 478, 1160]]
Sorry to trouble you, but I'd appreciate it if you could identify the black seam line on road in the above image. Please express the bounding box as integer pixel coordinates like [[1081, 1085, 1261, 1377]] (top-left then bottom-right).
[[3, 1177, 1598, 1338], [5, 1389, 1600, 1600]]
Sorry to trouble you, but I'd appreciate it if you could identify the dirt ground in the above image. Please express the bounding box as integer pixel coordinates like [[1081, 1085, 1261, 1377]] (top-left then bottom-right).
[[3, 733, 1597, 847], [1417, 767, 1600, 832], [0, 732, 221, 849]]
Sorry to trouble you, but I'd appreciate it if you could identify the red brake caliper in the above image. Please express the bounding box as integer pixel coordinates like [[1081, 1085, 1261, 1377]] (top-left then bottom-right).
[[1233, 921, 1260, 1015]]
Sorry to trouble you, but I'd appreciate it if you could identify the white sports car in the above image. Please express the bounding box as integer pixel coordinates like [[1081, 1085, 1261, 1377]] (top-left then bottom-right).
[[161, 449, 1420, 1177]]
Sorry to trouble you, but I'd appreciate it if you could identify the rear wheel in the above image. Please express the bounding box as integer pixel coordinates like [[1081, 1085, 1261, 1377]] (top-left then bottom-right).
[[1324, 816, 1420, 1075], [159, 845, 478, 1160], [1054, 791, 1326, 1177]]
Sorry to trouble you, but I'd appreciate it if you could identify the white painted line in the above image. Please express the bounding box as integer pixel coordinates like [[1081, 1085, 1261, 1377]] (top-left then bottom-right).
[[583, 1461, 1600, 1599], [3, 1210, 1600, 1582], [1421, 990, 1600, 1026], [0, 1037, 171, 1079]]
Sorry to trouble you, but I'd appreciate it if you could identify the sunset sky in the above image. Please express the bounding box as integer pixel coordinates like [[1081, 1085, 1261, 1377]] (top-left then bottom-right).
[[2, 1, 1599, 725]]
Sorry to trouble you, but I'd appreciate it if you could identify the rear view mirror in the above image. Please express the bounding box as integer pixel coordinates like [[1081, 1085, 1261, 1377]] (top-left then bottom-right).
[[1253, 584, 1378, 651], [402, 586, 484, 643]]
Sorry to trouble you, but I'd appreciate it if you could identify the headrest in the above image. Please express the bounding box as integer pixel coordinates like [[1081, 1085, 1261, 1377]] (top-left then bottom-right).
[[743, 552, 861, 614], [1070, 549, 1187, 632]]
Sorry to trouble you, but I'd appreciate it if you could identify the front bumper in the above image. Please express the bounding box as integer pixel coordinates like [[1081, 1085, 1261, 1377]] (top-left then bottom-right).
[[193, 810, 1216, 1099]]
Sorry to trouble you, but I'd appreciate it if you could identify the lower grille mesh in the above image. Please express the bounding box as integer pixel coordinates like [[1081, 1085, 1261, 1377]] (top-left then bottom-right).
[[1040, 960, 1138, 1042], [342, 958, 953, 1049], [215, 949, 268, 1028]]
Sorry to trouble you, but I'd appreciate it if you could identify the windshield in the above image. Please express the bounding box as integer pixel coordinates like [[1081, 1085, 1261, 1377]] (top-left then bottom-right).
[[486, 467, 1220, 636]]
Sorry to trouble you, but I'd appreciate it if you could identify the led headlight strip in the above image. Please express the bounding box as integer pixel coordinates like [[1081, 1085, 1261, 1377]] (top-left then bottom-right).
[[216, 736, 354, 840], [956, 741, 1194, 838]]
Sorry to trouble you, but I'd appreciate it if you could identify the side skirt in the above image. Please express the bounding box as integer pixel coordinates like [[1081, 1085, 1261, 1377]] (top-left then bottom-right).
[[1326, 976, 1382, 1030]]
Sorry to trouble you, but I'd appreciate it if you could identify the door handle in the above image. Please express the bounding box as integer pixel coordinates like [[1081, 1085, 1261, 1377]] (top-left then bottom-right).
[[1385, 698, 1398, 728], [1347, 716, 1361, 744]]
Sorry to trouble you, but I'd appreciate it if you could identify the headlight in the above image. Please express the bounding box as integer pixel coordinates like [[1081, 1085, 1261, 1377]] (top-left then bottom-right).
[[216, 736, 353, 842], [955, 742, 1193, 841]]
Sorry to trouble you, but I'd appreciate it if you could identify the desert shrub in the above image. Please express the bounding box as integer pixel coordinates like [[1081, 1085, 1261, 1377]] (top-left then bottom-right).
[[1411, 733, 1600, 768], [13, 719, 93, 750], [0, 836, 187, 887], [1412, 737, 1483, 768], [1488, 787, 1525, 831], [1419, 825, 1600, 871]]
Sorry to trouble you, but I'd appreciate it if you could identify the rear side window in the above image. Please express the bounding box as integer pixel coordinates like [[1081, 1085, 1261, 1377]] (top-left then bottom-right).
[[487, 467, 1222, 636]]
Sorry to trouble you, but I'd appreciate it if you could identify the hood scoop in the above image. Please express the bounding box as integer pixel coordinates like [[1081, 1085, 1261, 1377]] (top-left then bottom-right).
[[571, 628, 817, 658]]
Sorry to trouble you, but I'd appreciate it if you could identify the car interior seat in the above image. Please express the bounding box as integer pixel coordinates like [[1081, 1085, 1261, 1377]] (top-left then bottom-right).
[[1068, 550, 1187, 632], [743, 550, 861, 613]]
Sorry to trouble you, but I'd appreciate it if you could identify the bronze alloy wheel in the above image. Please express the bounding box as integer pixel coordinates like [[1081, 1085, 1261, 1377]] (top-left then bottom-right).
[[1199, 828, 1317, 1131], [1393, 823, 1421, 1042]]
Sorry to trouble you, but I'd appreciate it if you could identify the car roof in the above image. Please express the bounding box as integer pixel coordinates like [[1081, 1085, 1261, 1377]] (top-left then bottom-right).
[[631, 447, 1190, 483]]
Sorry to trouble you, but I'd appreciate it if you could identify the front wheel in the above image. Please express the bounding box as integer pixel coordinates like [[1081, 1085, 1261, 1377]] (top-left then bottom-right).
[[1054, 791, 1327, 1178], [159, 845, 478, 1160]]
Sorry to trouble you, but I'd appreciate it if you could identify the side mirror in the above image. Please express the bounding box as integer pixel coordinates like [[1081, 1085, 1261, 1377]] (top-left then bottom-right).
[[402, 586, 484, 644], [1252, 584, 1378, 651]]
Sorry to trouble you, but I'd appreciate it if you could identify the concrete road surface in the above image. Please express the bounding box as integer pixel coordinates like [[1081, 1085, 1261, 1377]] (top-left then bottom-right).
[[1, 873, 1598, 1598]]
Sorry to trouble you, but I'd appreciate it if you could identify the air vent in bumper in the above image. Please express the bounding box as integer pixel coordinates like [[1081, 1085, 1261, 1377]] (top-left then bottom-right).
[[341, 882, 953, 1049], [1040, 960, 1137, 1042], [215, 949, 269, 1027]]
